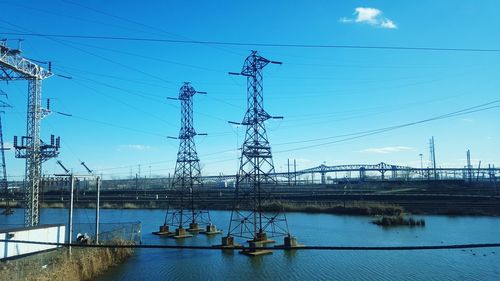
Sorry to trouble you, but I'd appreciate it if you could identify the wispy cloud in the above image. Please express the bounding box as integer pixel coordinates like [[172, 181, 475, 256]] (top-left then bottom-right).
[[117, 144, 151, 151], [340, 7, 397, 29], [3, 142, 12, 149], [359, 146, 412, 154]]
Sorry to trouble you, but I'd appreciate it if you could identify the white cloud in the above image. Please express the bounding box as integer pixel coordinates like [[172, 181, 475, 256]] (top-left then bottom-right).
[[338, 17, 353, 23], [355, 7, 381, 24], [3, 142, 12, 149], [340, 7, 397, 29], [117, 144, 151, 151], [380, 19, 397, 29], [359, 146, 412, 154]]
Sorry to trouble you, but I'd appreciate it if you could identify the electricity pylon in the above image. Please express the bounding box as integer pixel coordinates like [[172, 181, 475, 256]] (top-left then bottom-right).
[[0, 91, 12, 215], [0, 40, 60, 226], [222, 51, 299, 254], [160, 82, 214, 238]]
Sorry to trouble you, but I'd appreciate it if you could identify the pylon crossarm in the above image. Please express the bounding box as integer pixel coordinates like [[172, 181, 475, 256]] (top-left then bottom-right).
[[0, 47, 52, 80]]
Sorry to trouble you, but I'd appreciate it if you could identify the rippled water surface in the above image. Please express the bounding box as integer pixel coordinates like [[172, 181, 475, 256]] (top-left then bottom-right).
[[2, 208, 499, 280]]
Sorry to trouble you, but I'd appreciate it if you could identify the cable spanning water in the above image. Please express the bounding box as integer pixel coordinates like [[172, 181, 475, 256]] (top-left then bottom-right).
[[3, 239, 500, 251]]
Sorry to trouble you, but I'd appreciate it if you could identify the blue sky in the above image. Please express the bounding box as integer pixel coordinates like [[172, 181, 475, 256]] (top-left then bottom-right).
[[0, 0, 499, 180]]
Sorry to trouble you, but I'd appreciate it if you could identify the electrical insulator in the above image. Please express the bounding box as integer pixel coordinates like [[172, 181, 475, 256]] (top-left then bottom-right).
[[56, 137, 60, 148], [13, 136, 17, 147], [50, 135, 54, 145]]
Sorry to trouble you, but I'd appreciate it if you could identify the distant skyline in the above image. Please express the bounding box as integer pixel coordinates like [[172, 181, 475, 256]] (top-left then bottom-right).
[[0, 0, 499, 179]]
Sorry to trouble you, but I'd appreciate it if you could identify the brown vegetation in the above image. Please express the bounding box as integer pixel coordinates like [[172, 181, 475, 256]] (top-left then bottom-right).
[[0, 240, 133, 281], [372, 215, 426, 227], [261, 201, 404, 216]]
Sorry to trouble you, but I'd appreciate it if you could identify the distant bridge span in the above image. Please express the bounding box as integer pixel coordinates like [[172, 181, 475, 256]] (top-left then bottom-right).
[[202, 162, 499, 184]]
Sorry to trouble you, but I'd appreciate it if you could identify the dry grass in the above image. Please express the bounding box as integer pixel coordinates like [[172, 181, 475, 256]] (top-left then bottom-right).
[[122, 203, 139, 209], [0, 240, 134, 281], [0, 201, 20, 208], [261, 200, 404, 216], [100, 203, 115, 209], [40, 202, 65, 208], [373, 215, 426, 227]]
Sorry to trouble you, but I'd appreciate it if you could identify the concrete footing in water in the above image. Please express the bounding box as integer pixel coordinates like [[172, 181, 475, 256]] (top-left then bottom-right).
[[152, 225, 173, 236], [187, 222, 204, 233], [275, 235, 304, 249], [200, 224, 223, 235], [170, 227, 193, 239], [219, 233, 303, 255]]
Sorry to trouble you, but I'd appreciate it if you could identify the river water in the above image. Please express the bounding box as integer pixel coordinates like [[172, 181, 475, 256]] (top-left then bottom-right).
[[1, 208, 499, 280]]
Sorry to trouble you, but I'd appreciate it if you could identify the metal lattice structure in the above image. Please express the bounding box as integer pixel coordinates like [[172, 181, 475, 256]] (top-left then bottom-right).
[[224, 51, 290, 244], [430, 136, 438, 180], [199, 162, 500, 182], [1, 40, 59, 226], [0, 93, 12, 215], [163, 82, 211, 231]]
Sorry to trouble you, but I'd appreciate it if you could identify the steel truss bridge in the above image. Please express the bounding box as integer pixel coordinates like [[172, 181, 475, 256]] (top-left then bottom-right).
[[202, 162, 499, 184]]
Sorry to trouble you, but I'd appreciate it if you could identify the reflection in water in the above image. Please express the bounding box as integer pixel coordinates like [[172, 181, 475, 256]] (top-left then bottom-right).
[[284, 248, 298, 260], [1, 208, 499, 281]]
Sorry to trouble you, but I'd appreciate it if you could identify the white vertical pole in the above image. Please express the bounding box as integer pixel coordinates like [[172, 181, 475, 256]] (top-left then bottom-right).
[[95, 176, 101, 244], [68, 174, 74, 255]]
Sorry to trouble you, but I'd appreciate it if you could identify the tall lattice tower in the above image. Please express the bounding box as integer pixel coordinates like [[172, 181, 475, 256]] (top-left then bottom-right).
[[0, 92, 12, 215], [156, 82, 217, 238], [1, 40, 60, 226], [429, 136, 437, 180], [221, 51, 299, 254]]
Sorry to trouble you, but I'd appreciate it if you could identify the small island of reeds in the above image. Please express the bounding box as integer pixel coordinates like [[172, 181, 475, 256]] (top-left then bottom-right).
[[372, 215, 426, 227]]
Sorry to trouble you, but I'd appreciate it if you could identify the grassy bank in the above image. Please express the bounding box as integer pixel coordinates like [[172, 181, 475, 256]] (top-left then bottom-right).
[[0, 201, 21, 208], [0, 240, 133, 281], [37, 200, 404, 216], [261, 201, 404, 216]]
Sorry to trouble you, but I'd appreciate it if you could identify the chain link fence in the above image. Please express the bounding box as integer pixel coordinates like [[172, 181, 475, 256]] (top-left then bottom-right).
[[0, 221, 141, 280]]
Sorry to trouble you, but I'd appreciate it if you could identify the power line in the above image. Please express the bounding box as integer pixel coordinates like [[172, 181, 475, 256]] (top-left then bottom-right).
[[274, 100, 500, 152], [3, 239, 500, 251], [59, 0, 243, 57], [2, 32, 500, 52]]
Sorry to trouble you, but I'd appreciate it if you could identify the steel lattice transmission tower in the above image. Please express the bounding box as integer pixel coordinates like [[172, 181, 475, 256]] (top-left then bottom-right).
[[160, 82, 215, 238], [0, 40, 60, 226], [222, 51, 299, 253], [0, 91, 12, 215]]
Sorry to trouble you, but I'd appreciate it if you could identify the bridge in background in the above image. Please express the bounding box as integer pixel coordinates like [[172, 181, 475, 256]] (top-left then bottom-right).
[[201, 162, 500, 184]]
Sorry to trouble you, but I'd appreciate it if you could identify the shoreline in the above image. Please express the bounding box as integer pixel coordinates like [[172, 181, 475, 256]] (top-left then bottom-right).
[[0, 240, 134, 281], [3, 200, 499, 217]]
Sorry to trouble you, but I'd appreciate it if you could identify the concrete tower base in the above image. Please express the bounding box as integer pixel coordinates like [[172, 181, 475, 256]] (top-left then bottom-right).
[[187, 222, 204, 233], [200, 224, 223, 235], [170, 227, 193, 239], [152, 225, 173, 236]]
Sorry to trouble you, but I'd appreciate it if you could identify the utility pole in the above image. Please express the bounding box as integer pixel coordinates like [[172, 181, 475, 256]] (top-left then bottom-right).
[[68, 174, 74, 254], [222, 51, 298, 254], [287, 159, 291, 186], [466, 149, 472, 183], [1, 40, 60, 226], [294, 159, 297, 185]]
